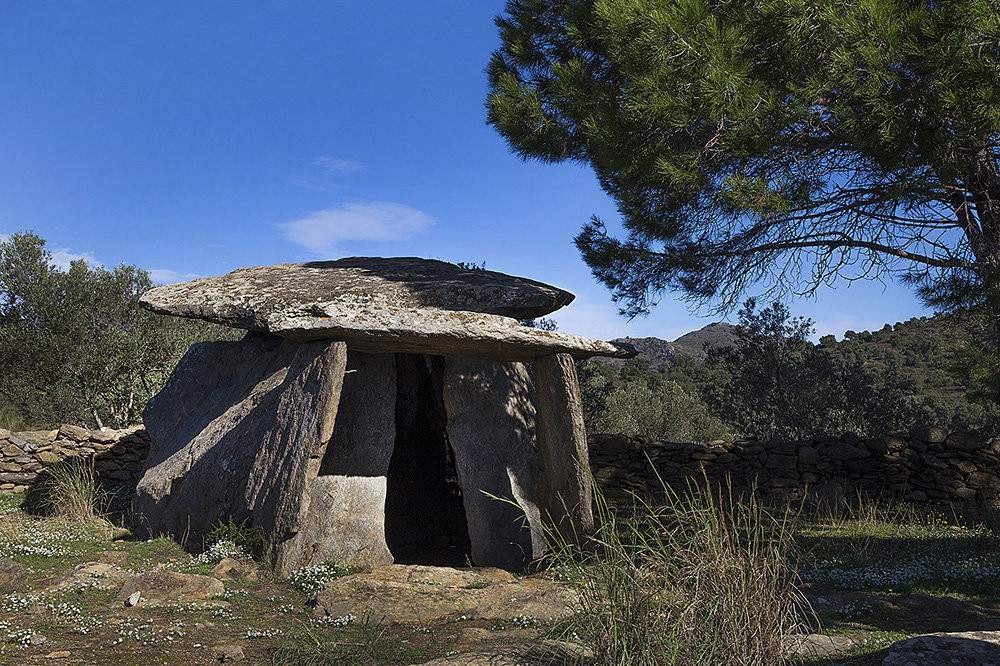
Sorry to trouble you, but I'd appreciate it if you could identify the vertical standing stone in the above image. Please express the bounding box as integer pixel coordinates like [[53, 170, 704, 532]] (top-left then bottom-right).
[[533, 353, 595, 547], [273, 351, 396, 573], [134, 335, 348, 566], [442, 358, 544, 570]]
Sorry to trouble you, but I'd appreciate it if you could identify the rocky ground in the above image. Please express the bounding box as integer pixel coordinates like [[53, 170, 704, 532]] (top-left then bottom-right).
[[0, 492, 586, 665], [3, 491, 1000, 664]]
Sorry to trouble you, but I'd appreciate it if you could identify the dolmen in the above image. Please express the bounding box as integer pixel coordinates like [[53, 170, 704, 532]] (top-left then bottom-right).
[[132, 257, 634, 575]]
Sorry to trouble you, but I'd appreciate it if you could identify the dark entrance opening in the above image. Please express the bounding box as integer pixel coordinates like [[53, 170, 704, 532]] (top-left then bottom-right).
[[384, 353, 471, 566]]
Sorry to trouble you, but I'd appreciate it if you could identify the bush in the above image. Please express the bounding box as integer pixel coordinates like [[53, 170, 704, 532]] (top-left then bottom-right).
[[205, 516, 264, 555], [543, 479, 805, 665], [578, 359, 731, 442], [0, 231, 238, 429]]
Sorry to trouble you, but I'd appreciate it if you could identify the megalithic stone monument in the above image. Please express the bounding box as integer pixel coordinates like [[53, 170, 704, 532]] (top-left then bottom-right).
[[132, 258, 634, 575]]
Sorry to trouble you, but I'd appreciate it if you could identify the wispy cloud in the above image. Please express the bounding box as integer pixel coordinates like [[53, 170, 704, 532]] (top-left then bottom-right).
[[148, 269, 200, 284], [311, 156, 363, 174], [0, 233, 100, 271], [291, 156, 365, 191], [279, 201, 434, 255]]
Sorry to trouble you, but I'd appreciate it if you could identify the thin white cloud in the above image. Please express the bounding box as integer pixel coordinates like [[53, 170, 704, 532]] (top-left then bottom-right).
[[50, 248, 99, 271], [279, 201, 434, 255], [148, 269, 200, 284], [291, 156, 365, 191], [311, 156, 363, 174], [1, 233, 100, 271]]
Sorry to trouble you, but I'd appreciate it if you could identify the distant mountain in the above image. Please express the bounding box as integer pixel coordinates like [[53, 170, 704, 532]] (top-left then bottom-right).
[[605, 322, 740, 369], [604, 337, 679, 369], [670, 322, 740, 359]]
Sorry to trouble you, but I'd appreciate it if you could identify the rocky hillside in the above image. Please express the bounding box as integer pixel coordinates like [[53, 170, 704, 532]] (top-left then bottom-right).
[[603, 323, 740, 369], [670, 322, 741, 358]]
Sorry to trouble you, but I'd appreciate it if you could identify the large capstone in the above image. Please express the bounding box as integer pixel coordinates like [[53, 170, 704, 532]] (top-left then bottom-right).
[[139, 258, 633, 361]]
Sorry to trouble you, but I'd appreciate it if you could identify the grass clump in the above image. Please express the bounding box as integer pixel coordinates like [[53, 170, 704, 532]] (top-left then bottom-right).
[[544, 477, 805, 666], [269, 618, 423, 665], [38, 457, 106, 521]]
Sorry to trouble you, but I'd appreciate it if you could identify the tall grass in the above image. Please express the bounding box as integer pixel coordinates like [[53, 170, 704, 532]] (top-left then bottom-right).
[[544, 476, 806, 665], [40, 457, 106, 521]]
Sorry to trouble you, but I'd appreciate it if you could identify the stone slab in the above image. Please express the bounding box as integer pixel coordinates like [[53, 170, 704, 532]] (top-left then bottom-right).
[[534, 353, 595, 547], [139, 258, 635, 361], [311, 564, 577, 624], [278, 351, 397, 571], [883, 631, 1000, 665], [133, 334, 348, 566], [443, 358, 544, 570]]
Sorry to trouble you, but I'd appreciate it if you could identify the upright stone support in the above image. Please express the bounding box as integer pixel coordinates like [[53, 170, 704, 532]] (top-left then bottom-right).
[[275, 351, 396, 573], [133, 334, 348, 569], [533, 353, 595, 547], [442, 358, 544, 569]]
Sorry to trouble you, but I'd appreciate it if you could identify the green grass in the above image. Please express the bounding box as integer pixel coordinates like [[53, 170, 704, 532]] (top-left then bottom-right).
[[268, 619, 430, 665], [794, 499, 1000, 598]]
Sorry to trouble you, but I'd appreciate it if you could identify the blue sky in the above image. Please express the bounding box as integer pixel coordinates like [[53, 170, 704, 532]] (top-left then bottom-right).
[[0, 1, 930, 341]]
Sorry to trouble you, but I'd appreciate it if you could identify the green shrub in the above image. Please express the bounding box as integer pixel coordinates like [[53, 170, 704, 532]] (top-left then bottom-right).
[[578, 359, 731, 442], [205, 516, 264, 555]]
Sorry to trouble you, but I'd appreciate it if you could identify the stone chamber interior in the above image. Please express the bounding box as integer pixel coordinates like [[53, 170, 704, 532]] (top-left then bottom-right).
[[383, 353, 472, 566]]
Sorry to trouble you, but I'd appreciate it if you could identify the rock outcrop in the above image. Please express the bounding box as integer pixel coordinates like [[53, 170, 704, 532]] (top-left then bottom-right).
[[311, 564, 578, 624]]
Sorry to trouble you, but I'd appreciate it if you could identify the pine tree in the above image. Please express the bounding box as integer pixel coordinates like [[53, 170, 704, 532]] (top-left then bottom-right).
[[487, 0, 1000, 395]]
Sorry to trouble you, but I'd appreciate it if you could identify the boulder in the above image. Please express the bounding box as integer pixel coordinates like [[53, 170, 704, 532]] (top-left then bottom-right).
[[0, 557, 27, 593], [911, 426, 948, 444], [416, 641, 592, 665], [311, 565, 577, 624], [533, 353, 595, 548], [279, 351, 396, 571], [138, 258, 633, 362], [883, 631, 1000, 665], [783, 634, 863, 659], [797, 446, 821, 465], [48, 562, 131, 592], [443, 358, 544, 570], [210, 558, 259, 581], [947, 431, 987, 452], [57, 424, 90, 442]]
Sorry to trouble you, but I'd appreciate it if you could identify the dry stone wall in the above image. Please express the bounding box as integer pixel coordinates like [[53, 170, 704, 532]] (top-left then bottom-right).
[[5, 423, 998, 506], [0, 425, 150, 495], [589, 428, 1000, 505]]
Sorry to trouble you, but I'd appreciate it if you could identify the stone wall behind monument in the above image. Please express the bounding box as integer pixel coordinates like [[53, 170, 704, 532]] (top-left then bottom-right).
[[0, 425, 149, 495], [590, 428, 1000, 505], [3, 424, 998, 506]]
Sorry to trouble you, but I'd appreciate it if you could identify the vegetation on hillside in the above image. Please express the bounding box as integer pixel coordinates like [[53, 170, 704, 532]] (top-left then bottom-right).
[[582, 302, 998, 441], [0, 231, 238, 430]]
